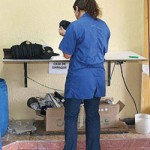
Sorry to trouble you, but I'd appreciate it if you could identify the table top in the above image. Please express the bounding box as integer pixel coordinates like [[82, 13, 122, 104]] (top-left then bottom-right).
[[3, 51, 147, 63], [105, 51, 147, 61]]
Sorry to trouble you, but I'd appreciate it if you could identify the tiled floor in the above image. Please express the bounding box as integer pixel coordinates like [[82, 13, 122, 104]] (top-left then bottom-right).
[[2, 126, 150, 150]]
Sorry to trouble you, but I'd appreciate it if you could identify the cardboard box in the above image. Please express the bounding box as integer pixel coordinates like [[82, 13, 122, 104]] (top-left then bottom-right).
[[99, 100, 125, 128], [45, 100, 124, 131], [46, 105, 85, 132], [46, 107, 64, 131], [99, 103, 119, 128]]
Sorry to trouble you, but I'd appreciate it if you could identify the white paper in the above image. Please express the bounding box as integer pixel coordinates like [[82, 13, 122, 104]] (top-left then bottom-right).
[[49, 62, 69, 74], [142, 64, 149, 75]]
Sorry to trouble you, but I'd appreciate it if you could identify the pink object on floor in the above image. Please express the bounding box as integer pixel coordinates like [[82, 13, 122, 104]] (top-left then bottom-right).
[[2, 139, 150, 150]]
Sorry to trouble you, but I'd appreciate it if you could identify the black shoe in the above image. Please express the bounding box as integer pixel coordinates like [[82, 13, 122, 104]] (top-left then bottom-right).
[[54, 91, 65, 103]]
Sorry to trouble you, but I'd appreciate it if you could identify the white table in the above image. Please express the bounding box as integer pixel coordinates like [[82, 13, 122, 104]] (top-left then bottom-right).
[[3, 51, 147, 87], [105, 51, 146, 62], [104, 51, 147, 85]]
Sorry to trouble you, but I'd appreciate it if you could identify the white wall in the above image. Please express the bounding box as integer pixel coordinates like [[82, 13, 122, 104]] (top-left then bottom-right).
[[0, 0, 144, 119]]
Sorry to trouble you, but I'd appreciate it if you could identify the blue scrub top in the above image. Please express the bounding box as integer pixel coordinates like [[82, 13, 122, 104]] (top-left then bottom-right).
[[59, 13, 110, 99]]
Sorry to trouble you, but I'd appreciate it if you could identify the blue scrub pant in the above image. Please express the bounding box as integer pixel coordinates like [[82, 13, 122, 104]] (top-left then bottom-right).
[[63, 97, 101, 150]]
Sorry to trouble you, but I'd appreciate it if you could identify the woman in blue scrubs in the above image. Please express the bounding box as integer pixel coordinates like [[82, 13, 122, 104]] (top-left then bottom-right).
[[59, 0, 110, 149]]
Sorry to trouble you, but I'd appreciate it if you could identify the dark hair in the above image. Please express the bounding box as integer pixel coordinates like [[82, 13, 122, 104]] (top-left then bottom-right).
[[73, 0, 102, 19]]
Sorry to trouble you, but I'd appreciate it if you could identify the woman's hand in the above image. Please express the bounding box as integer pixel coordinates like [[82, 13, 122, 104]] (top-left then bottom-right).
[[63, 53, 71, 59], [59, 27, 66, 36]]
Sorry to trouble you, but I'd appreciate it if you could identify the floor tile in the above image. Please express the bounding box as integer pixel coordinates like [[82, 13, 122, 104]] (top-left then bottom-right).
[[2, 125, 150, 150]]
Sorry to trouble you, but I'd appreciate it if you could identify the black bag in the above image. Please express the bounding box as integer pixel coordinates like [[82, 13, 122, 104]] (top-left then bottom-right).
[[3, 41, 59, 59]]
